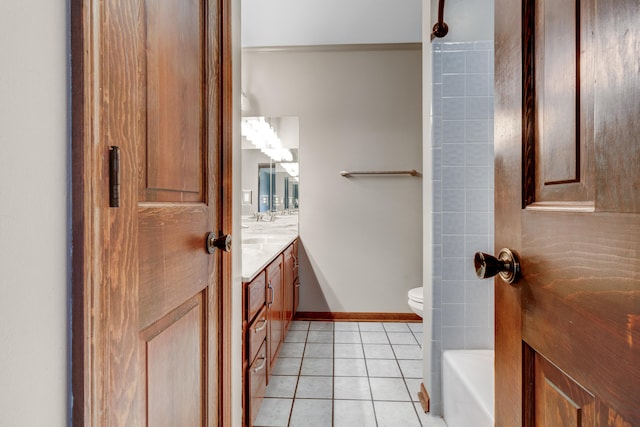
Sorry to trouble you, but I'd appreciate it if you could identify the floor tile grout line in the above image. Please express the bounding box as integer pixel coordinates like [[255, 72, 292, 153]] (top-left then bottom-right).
[[263, 320, 431, 427], [357, 321, 380, 427], [287, 322, 308, 427]]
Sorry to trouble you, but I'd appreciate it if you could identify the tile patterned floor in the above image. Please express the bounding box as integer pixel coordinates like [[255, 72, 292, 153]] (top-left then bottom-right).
[[254, 321, 447, 427]]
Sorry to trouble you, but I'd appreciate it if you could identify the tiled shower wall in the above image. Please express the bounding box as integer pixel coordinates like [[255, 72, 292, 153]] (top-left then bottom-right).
[[430, 40, 495, 415]]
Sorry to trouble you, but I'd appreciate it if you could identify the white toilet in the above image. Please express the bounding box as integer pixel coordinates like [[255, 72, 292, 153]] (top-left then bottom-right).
[[407, 287, 423, 318]]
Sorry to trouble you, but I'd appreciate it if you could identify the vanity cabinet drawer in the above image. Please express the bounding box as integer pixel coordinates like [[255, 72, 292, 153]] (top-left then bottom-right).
[[247, 271, 266, 323], [248, 307, 268, 363], [248, 340, 267, 427]]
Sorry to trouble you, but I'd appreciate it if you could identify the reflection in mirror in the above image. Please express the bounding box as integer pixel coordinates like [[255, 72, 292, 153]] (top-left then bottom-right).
[[241, 116, 299, 219]]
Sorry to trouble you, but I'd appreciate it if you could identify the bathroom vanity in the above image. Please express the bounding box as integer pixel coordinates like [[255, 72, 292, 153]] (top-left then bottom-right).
[[241, 217, 299, 426]]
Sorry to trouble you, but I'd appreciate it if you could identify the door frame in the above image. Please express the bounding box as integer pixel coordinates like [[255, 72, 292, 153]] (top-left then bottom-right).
[[70, 0, 234, 424]]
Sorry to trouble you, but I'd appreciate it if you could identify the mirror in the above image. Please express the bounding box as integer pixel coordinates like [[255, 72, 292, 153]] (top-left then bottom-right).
[[241, 116, 299, 219]]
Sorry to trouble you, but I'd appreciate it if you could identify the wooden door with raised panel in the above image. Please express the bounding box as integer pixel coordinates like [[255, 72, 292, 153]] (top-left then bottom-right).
[[71, 0, 229, 425], [494, 0, 639, 426]]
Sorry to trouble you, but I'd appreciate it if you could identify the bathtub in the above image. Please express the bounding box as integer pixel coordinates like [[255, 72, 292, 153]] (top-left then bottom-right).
[[442, 350, 494, 427]]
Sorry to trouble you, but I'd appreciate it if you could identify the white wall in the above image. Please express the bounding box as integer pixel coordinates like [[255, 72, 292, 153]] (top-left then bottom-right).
[[430, 0, 494, 42], [242, 0, 422, 47], [0, 1, 68, 425], [243, 45, 423, 313], [241, 0, 493, 48]]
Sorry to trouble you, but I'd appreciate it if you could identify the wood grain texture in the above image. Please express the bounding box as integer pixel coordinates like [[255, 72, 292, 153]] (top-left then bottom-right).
[[534, 353, 596, 427], [267, 256, 283, 370], [248, 342, 267, 427], [283, 244, 295, 331], [522, 0, 537, 208], [495, 0, 525, 423], [248, 307, 268, 364], [146, 296, 204, 427], [138, 205, 211, 328], [536, 0, 579, 185], [71, 0, 93, 424], [497, 0, 640, 425], [72, 0, 230, 424], [418, 383, 430, 413], [104, 0, 146, 424], [145, 0, 204, 198], [522, 212, 640, 424], [593, 0, 640, 214], [220, 0, 234, 422], [247, 271, 266, 323]]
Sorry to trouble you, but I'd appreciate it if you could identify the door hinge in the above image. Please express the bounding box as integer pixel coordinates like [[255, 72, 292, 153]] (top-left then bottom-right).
[[109, 146, 120, 207]]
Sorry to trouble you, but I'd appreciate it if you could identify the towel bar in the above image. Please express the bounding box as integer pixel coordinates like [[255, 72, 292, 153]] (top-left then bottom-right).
[[339, 169, 420, 177]]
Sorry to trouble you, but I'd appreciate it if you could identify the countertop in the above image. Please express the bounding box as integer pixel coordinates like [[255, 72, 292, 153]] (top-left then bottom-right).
[[241, 214, 299, 282]]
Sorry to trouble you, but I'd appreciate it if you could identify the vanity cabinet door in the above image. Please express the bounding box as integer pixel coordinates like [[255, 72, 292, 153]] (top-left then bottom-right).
[[266, 255, 283, 370], [247, 341, 267, 427], [283, 244, 294, 331], [248, 307, 268, 365], [292, 240, 299, 314], [246, 271, 266, 324]]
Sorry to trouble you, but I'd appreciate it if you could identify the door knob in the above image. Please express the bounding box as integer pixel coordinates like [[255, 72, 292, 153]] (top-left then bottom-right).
[[474, 248, 520, 285], [206, 232, 232, 254]]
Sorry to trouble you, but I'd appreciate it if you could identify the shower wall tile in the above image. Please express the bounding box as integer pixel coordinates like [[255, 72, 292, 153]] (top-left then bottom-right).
[[465, 166, 491, 189], [465, 97, 490, 119], [432, 276, 442, 306], [442, 41, 469, 51], [442, 51, 466, 73], [433, 183, 442, 213], [466, 189, 489, 212], [442, 189, 465, 213], [442, 304, 465, 327], [443, 74, 466, 96], [442, 280, 465, 304], [432, 52, 443, 84], [442, 258, 465, 281], [443, 235, 465, 258], [465, 327, 493, 348], [432, 119, 443, 148], [432, 308, 442, 341], [431, 40, 494, 415], [465, 143, 489, 165], [465, 120, 489, 142], [443, 212, 465, 235], [442, 327, 465, 349], [474, 40, 494, 50], [465, 50, 490, 73], [442, 166, 465, 189], [433, 213, 443, 245], [466, 74, 490, 96], [432, 148, 442, 180], [465, 212, 490, 236], [465, 303, 489, 327], [432, 84, 443, 115], [442, 144, 465, 166], [443, 97, 466, 119], [443, 120, 465, 141], [465, 280, 489, 304]]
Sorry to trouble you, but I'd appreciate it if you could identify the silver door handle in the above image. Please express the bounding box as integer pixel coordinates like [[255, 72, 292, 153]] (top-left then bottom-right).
[[253, 318, 267, 333], [206, 232, 232, 254], [473, 248, 520, 285], [253, 354, 266, 373]]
